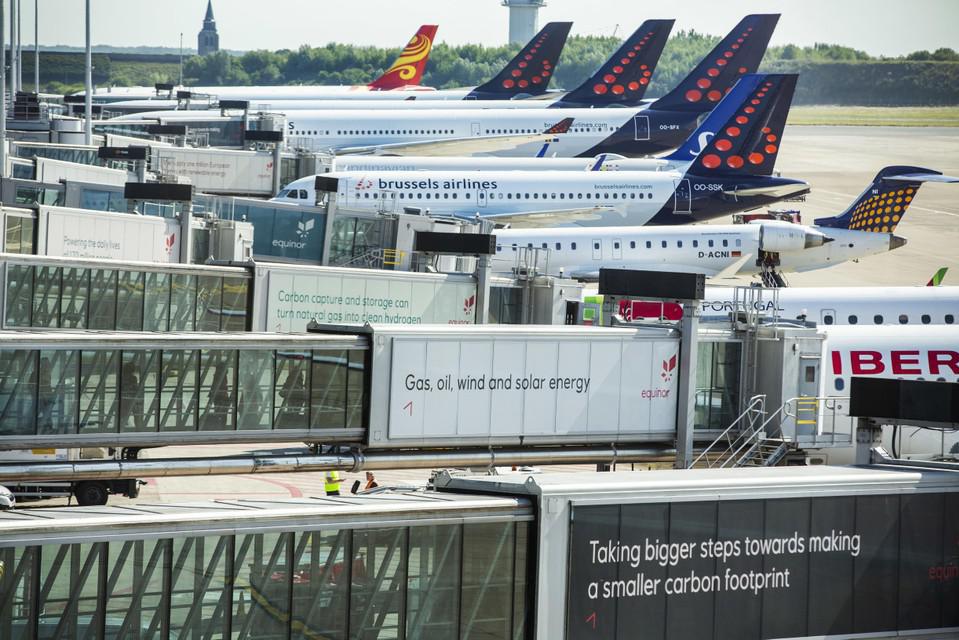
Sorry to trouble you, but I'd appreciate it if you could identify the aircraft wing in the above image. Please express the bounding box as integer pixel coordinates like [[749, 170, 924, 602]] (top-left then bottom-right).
[[337, 118, 574, 157], [472, 204, 621, 228]]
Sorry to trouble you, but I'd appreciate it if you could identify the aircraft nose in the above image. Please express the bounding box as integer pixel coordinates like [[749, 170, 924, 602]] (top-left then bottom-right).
[[890, 234, 908, 250]]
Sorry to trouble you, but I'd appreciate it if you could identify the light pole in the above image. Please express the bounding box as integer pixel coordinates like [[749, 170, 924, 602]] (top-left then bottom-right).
[[33, 0, 37, 92], [1, 0, 7, 177], [179, 32, 183, 86], [84, 0, 91, 145]]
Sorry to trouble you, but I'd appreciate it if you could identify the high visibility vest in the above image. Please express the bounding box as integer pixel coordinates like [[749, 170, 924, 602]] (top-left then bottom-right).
[[324, 471, 340, 493]]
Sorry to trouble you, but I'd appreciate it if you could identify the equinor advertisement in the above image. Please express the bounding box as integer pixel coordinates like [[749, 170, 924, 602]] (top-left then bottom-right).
[[567, 493, 959, 639], [256, 265, 477, 332]]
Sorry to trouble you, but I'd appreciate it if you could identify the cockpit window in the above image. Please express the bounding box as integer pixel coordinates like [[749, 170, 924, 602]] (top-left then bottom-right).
[[298, 190, 308, 199], [277, 189, 290, 198]]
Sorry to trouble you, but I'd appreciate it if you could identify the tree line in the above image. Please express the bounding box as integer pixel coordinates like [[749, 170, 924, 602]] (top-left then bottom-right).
[[38, 33, 959, 105]]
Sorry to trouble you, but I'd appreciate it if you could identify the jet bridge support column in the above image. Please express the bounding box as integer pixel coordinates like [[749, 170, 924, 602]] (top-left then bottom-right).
[[474, 255, 491, 324], [597, 269, 706, 469]]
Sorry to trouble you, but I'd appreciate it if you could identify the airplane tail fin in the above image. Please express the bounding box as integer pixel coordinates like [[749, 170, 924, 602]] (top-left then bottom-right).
[[650, 14, 779, 112], [927, 267, 948, 286], [814, 166, 959, 231], [559, 19, 674, 106], [668, 73, 797, 177], [466, 22, 573, 99], [368, 25, 439, 90]]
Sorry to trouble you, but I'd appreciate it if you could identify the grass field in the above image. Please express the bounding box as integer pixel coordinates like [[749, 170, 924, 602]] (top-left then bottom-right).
[[787, 106, 959, 127]]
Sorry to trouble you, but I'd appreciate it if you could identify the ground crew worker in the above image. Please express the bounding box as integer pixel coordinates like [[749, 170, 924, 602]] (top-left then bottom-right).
[[324, 470, 343, 496]]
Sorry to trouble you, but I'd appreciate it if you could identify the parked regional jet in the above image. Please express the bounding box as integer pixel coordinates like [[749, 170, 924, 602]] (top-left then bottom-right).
[[489, 166, 957, 276]]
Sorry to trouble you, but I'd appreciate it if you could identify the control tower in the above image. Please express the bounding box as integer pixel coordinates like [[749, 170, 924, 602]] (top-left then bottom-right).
[[502, 0, 546, 44]]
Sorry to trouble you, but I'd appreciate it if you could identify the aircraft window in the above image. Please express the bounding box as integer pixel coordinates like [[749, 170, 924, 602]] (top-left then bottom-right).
[[921, 314, 931, 324], [621, 193, 627, 200], [555, 242, 561, 250], [736, 239, 742, 247], [497, 245, 501, 252], [425, 193, 431, 199], [289, 190, 300, 199], [677, 241, 683, 248], [512, 245, 517, 251], [542, 193, 547, 199], [453, 193, 458, 199], [898, 314, 908, 324], [593, 242, 600, 250], [373, 193, 378, 199], [693, 240, 699, 247], [296, 189, 306, 198], [835, 378, 844, 391], [630, 193, 636, 199], [848, 315, 858, 324], [708, 240, 714, 247], [571, 242, 577, 250], [578, 193, 583, 199], [435, 193, 440, 199], [508, 193, 513, 199], [585, 193, 591, 199], [524, 193, 530, 199], [542, 243, 548, 249], [534, 193, 539, 199], [560, 193, 565, 199], [443, 193, 449, 199], [873, 314, 883, 324], [722, 240, 729, 247], [614, 242, 620, 249], [946, 314, 955, 324], [399, 193, 405, 199], [823, 316, 834, 325], [552, 193, 557, 199], [661, 241, 667, 248], [408, 193, 413, 199], [364, 193, 370, 198], [569, 193, 574, 199], [498, 193, 503, 199], [527, 243, 533, 248], [277, 189, 289, 198], [612, 193, 618, 200], [646, 241, 652, 249], [630, 241, 636, 249]]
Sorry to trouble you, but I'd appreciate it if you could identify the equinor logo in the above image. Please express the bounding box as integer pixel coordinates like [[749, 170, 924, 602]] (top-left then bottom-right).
[[272, 219, 315, 250]]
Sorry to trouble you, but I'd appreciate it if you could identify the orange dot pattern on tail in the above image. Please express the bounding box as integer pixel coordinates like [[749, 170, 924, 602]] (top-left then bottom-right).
[[686, 26, 754, 103], [847, 187, 915, 232], [501, 31, 554, 90], [591, 30, 658, 96]]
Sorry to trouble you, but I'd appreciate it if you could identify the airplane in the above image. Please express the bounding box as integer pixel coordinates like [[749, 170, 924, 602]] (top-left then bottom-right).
[[488, 166, 958, 277], [102, 19, 673, 114], [272, 74, 807, 226], [111, 16, 779, 158], [81, 23, 572, 105], [816, 324, 959, 463]]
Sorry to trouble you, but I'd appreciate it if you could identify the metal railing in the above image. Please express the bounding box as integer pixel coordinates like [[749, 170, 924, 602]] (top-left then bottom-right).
[[690, 395, 766, 468], [783, 395, 854, 447]]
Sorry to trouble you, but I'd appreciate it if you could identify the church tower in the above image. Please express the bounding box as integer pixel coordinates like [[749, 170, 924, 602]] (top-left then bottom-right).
[[197, 0, 220, 56]]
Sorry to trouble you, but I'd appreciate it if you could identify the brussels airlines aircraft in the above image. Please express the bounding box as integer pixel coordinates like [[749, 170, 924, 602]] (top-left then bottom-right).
[[87, 23, 572, 105], [114, 17, 779, 157], [273, 74, 806, 225], [104, 19, 672, 114], [489, 166, 958, 276]]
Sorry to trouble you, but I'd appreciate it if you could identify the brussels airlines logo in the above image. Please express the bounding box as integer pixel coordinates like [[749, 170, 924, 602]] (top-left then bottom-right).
[[355, 177, 373, 191], [660, 354, 677, 382], [164, 233, 176, 255], [689, 131, 714, 157], [464, 294, 475, 316]]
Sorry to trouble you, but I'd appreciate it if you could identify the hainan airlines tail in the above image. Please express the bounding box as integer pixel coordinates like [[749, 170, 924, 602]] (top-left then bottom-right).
[[465, 22, 573, 100], [669, 73, 797, 176], [368, 25, 439, 90], [556, 19, 674, 108], [649, 14, 779, 113], [814, 167, 959, 232], [927, 267, 948, 286]]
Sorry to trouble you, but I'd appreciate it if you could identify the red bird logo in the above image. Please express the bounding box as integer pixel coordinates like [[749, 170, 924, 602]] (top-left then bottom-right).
[[164, 233, 176, 255], [464, 295, 476, 315], [660, 354, 677, 381]]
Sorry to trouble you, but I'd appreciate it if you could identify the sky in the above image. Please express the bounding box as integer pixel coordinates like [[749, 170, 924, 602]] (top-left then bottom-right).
[[25, 0, 959, 57]]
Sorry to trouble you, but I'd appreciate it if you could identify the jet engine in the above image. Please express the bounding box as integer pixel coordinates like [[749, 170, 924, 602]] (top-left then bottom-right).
[[756, 221, 832, 252]]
